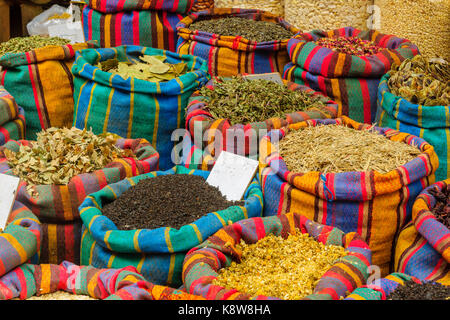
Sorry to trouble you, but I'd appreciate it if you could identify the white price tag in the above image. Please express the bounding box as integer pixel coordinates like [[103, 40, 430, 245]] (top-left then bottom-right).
[[0, 174, 20, 231], [48, 21, 85, 44], [206, 151, 259, 201], [242, 72, 284, 84]]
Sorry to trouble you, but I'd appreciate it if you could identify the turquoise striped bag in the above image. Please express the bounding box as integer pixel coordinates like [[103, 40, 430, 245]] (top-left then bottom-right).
[[378, 73, 450, 181], [71, 45, 209, 170], [78, 165, 263, 286]]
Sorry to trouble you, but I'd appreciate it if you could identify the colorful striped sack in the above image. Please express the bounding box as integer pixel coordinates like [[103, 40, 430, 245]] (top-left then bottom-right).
[[394, 179, 450, 285], [344, 272, 420, 300], [378, 73, 450, 181], [0, 201, 41, 278], [176, 8, 300, 77], [182, 212, 372, 300], [79, 165, 263, 286], [0, 43, 93, 140], [72, 45, 209, 170], [0, 86, 25, 145], [185, 77, 338, 158], [259, 116, 439, 276], [0, 137, 159, 222], [82, 0, 194, 51], [283, 27, 420, 124]]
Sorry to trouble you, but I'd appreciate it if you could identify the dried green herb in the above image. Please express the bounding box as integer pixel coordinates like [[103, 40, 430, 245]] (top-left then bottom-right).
[[96, 55, 187, 82], [0, 35, 71, 56], [189, 17, 294, 42], [4, 127, 136, 196], [198, 76, 329, 125], [388, 55, 450, 106]]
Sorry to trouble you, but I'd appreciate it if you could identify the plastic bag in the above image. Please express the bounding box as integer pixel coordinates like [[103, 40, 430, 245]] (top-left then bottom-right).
[[27, 4, 80, 36]]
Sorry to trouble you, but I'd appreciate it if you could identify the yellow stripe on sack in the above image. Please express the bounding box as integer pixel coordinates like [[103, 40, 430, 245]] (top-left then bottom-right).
[[74, 79, 89, 121], [133, 230, 142, 252], [241, 206, 248, 219], [175, 79, 183, 128], [188, 224, 203, 243], [88, 240, 96, 265], [80, 228, 88, 251], [336, 262, 363, 288], [2, 233, 27, 262], [84, 83, 98, 128], [331, 79, 342, 115], [104, 231, 113, 251], [137, 255, 145, 273], [156, 14, 164, 49], [107, 253, 115, 268], [87, 272, 99, 298], [115, 158, 132, 177], [165, 227, 174, 253], [60, 186, 73, 222], [334, 53, 346, 77], [105, 185, 118, 199], [152, 94, 160, 146], [127, 78, 134, 139], [167, 254, 176, 285], [212, 212, 226, 227], [103, 88, 115, 133], [88, 215, 101, 230], [40, 264, 52, 294], [48, 224, 57, 264], [104, 14, 111, 47]]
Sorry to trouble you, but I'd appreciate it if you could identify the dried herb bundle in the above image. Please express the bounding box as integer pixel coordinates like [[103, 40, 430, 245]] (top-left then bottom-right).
[[212, 230, 348, 300], [315, 36, 383, 56], [388, 55, 450, 106], [189, 17, 294, 42], [4, 127, 135, 195], [0, 35, 71, 56], [96, 55, 187, 82], [278, 124, 421, 174], [198, 77, 329, 125]]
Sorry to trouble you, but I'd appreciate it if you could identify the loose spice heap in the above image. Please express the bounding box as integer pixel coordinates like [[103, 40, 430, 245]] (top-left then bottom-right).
[[278, 124, 421, 174], [212, 230, 348, 300], [387, 280, 450, 300], [102, 174, 244, 230], [4, 127, 134, 195], [388, 55, 450, 106], [24, 291, 97, 300], [428, 184, 450, 229], [189, 17, 294, 42], [199, 77, 329, 125], [315, 36, 383, 56], [0, 35, 71, 56], [96, 55, 187, 82]]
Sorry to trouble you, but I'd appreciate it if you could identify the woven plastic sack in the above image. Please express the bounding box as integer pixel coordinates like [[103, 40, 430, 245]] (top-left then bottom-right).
[[393, 179, 450, 285], [72, 45, 209, 170], [0, 43, 94, 140], [0, 137, 159, 222], [378, 73, 450, 181], [185, 77, 338, 158], [214, 0, 284, 16], [81, 5, 187, 52], [79, 165, 263, 286], [0, 260, 202, 300], [283, 27, 419, 124], [0, 87, 25, 145], [182, 212, 372, 300], [259, 116, 439, 275], [345, 272, 420, 300], [0, 201, 41, 278], [176, 8, 300, 77]]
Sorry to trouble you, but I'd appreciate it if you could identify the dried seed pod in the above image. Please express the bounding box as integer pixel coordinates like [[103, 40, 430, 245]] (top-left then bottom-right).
[[0, 35, 71, 56]]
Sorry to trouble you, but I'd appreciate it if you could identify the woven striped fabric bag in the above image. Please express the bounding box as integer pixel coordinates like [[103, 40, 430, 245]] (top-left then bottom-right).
[[79, 165, 263, 286], [0, 43, 93, 140], [394, 179, 450, 285], [0, 87, 25, 145], [185, 77, 338, 158], [259, 116, 439, 275], [0, 201, 41, 278], [283, 27, 419, 124], [182, 212, 372, 300], [72, 45, 209, 170], [176, 8, 300, 77], [378, 73, 450, 181], [345, 272, 420, 300]]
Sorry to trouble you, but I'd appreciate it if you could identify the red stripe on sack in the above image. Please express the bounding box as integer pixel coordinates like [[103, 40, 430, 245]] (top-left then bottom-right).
[[414, 212, 433, 230], [320, 52, 333, 77], [401, 240, 427, 272], [162, 11, 174, 53], [315, 287, 339, 300], [88, 7, 93, 40], [117, 0, 126, 11], [222, 288, 240, 300], [0, 126, 10, 142], [72, 176, 87, 211], [304, 46, 320, 71], [1, 69, 6, 85], [26, 53, 45, 130], [357, 201, 365, 236], [65, 224, 75, 263], [277, 182, 287, 214], [360, 56, 372, 77], [115, 12, 124, 46], [16, 268, 28, 300], [325, 270, 354, 293], [132, 11, 140, 45], [358, 79, 371, 123], [0, 281, 12, 300], [433, 233, 450, 251], [0, 258, 6, 283], [427, 258, 445, 280], [254, 217, 266, 240]]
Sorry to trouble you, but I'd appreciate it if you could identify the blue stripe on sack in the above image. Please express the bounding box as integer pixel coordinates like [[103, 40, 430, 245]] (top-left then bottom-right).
[[106, 89, 132, 138]]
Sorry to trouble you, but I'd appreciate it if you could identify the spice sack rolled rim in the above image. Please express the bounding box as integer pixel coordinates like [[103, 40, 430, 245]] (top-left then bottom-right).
[[78, 165, 263, 254], [176, 8, 300, 50], [83, 0, 195, 14], [286, 27, 420, 79], [71, 45, 209, 95], [182, 212, 372, 300], [411, 179, 450, 262], [259, 116, 439, 201]]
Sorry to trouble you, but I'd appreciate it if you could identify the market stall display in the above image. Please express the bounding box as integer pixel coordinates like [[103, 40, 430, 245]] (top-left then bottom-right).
[[72, 45, 209, 170], [185, 76, 338, 158], [283, 27, 420, 124], [182, 212, 372, 300], [378, 56, 450, 181], [394, 179, 450, 285], [259, 116, 439, 275], [0, 86, 26, 145], [176, 8, 299, 77], [0, 38, 94, 140], [0, 128, 160, 264], [81, 0, 193, 52], [78, 165, 263, 286]]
